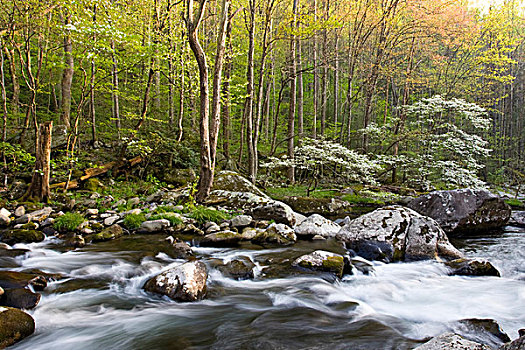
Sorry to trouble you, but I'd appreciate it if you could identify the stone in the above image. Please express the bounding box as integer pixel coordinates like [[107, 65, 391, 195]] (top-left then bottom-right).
[[294, 214, 341, 239], [281, 196, 352, 218], [204, 222, 221, 234], [143, 261, 207, 302], [252, 223, 296, 246], [16, 222, 38, 230], [200, 230, 241, 247], [0, 271, 47, 291], [139, 219, 170, 233], [182, 224, 204, 236], [0, 288, 41, 309], [509, 211, 525, 227], [446, 259, 501, 277], [0, 208, 11, 218], [0, 307, 35, 348], [14, 206, 25, 218], [127, 197, 140, 207], [104, 215, 120, 226], [13, 214, 30, 225], [90, 224, 123, 242], [408, 189, 511, 235], [165, 237, 193, 259], [162, 168, 197, 187], [83, 178, 103, 192], [40, 218, 54, 227], [0, 213, 10, 227], [230, 215, 253, 228], [0, 287, 3, 296], [453, 318, 510, 349], [1, 229, 45, 245], [217, 256, 255, 280], [241, 227, 259, 240], [85, 208, 99, 217], [28, 207, 53, 222], [212, 171, 269, 198], [64, 235, 85, 249], [251, 201, 297, 227], [292, 250, 346, 278], [114, 199, 126, 208], [499, 335, 525, 350], [336, 206, 463, 262], [414, 333, 492, 350]]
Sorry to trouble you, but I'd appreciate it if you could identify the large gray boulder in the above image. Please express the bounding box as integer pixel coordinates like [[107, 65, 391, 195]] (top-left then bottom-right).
[[143, 261, 207, 302], [408, 189, 511, 235], [336, 206, 463, 262], [252, 223, 296, 246], [212, 171, 269, 199], [292, 250, 346, 278], [415, 333, 492, 350], [294, 214, 340, 239]]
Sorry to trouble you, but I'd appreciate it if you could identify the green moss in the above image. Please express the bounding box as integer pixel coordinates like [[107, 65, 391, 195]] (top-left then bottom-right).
[[123, 213, 146, 229], [19, 222, 38, 230], [322, 256, 345, 277], [54, 212, 85, 232], [2, 230, 45, 244], [266, 185, 340, 200], [154, 205, 182, 214], [505, 198, 525, 208], [187, 206, 230, 224], [341, 194, 385, 205]]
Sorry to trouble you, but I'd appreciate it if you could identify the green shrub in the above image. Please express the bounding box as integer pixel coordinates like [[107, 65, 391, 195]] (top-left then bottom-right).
[[54, 212, 85, 232], [505, 198, 524, 208], [149, 213, 183, 226], [123, 213, 146, 229], [154, 205, 182, 214], [187, 206, 230, 224]]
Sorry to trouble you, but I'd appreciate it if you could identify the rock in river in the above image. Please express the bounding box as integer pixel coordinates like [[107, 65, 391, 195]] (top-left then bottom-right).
[[446, 259, 501, 277], [0, 288, 41, 309], [336, 206, 463, 262], [294, 214, 341, 239], [415, 333, 492, 350], [143, 261, 207, 302], [252, 223, 296, 246], [1, 229, 45, 245], [0, 307, 35, 348], [292, 250, 347, 278], [408, 189, 511, 235]]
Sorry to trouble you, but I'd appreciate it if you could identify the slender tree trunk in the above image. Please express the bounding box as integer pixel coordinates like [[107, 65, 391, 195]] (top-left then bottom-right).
[[287, 0, 298, 183], [177, 31, 185, 142], [187, 0, 212, 202], [24, 121, 52, 202], [90, 5, 97, 144], [1, 42, 7, 188], [61, 17, 74, 130], [312, 0, 318, 139], [168, 1, 175, 127], [333, 28, 339, 132], [111, 40, 121, 139], [222, 13, 233, 167], [4, 48, 19, 116], [244, 0, 256, 183], [320, 0, 329, 137], [297, 33, 304, 144]]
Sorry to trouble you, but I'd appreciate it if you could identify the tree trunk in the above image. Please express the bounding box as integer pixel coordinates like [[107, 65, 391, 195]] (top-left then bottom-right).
[[244, 0, 256, 183], [312, 0, 318, 139], [187, 0, 212, 202], [222, 13, 233, 167], [333, 28, 339, 132], [24, 121, 52, 202], [287, 0, 298, 183], [60, 18, 74, 130], [297, 33, 304, 144], [4, 47, 19, 116], [90, 5, 97, 145], [111, 40, 121, 139], [320, 0, 329, 137]]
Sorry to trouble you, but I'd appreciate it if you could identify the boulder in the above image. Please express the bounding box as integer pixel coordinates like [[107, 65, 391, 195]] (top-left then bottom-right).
[[127, 197, 140, 207], [0, 208, 11, 218], [453, 318, 510, 348], [281, 196, 352, 217], [217, 256, 255, 280], [241, 227, 259, 240], [139, 219, 170, 233], [230, 215, 253, 228], [252, 223, 296, 246], [0, 271, 47, 291], [200, 230, 241, 247], [446, 259, 501, 277], [508, 211, 525, 227], [336, 206, 463, 262], [13, 214, 30, 225], [292, 250, 346, 278], [27, 206, 53, 222], [143, 261, 207, 302], [104, 215, 120, 226], [408, 189, 511, 235], [64, 235, 86, 249], [162, 168, 196, 187], [0, 307, 35, 348], [165, 237, 193, 259], [251, 201, 297, 227], [212, 171, 269, 198], [0, 288, 41, 309], [415, 333, 492, 350], [14, 206, 25, 218], [1, 229, 45, 245], [499, 335, 525, 350], [294, 214, 341, 239], [90, 224, 123, 242]]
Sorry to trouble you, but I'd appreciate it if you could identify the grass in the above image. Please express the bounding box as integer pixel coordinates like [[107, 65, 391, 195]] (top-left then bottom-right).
[[154, 205, 182, 214], [54, 212, 86, 232], [187, 205, 231, 224], [505, 198, 525, 208], [266, 185, 340, 199], [123, 213, 146, 229], [341, 194, 385, 205]]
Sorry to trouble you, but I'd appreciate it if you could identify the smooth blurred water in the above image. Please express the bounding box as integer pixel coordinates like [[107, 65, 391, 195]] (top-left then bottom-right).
[[5, 227, 525, 350]]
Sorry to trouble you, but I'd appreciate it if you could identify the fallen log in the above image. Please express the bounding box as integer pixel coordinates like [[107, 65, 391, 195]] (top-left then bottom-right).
[[50, 156, 142, 190]]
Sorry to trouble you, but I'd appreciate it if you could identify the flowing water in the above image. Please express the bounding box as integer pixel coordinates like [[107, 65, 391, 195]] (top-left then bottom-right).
[[3, 226, 525, 350]]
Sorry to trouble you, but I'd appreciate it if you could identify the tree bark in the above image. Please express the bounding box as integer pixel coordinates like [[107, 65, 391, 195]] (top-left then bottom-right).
[[244, 0, 256, 183], [287, 0, 298, 183], [60, 17, 74, 130], [222, 14, 233, 167], [111, 40, 121, 139], [3, 47, 19, 116], [312, 0, 318, 139], [24, 121, 52, 202]]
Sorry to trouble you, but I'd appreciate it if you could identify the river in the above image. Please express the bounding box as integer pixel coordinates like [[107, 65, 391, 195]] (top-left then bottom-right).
[[5, 225, 524, 349]]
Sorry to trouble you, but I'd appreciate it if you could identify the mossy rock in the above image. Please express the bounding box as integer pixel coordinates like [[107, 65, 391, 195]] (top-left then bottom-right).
[[18, 222, 38, 230], [83, 178, 104, 192], [445, 259, 501, 277], [90, 224, 123, 242], [293, 250, 345, 278], [1, 230, 45, 245], [0, 307, 35, 348], [280, 196, 353, 218], [162, 168, 196, 187]]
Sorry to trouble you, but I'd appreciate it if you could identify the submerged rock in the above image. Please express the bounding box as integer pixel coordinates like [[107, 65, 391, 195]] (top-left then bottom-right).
[[90, 224, 123, 242], [337, 206, 463, 262], [453, 318, 511, 348], [0, 288, 41, 309], [415, 333, 492, 349], [252, 223, 296, 246], [294, 214, 340, 239], [143, 261, 207, 302], [0, 271, 48, 291], [408, 189, 511, 235], [292, 250, 346, 278], [446, 259, 501, 277], [0, 307, 35, 348], [499, 335, 525, 350], [217, 256, 256, 280], [200, 230, 241, 247], [1, 229, 45, 245]]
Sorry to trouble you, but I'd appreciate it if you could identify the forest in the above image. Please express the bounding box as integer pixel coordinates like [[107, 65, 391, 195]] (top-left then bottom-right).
[[0, 0, 523, 201]]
